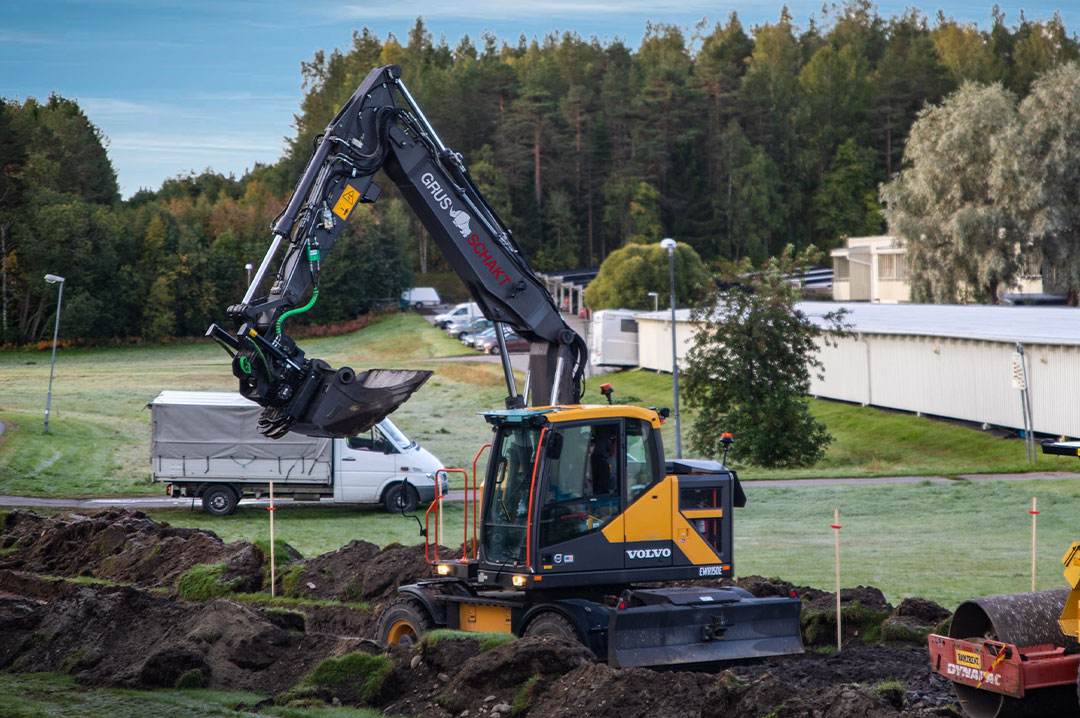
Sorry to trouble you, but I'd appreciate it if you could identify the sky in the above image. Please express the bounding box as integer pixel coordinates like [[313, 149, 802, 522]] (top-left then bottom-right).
[[3, 1, 1078, 198]]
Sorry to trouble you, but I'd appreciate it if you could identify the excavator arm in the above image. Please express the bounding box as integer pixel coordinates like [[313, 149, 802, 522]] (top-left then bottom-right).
[[208, 64, 587, 439]]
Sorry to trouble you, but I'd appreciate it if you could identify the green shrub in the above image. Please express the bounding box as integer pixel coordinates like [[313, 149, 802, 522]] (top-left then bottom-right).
[[301, 651, 392, 703], [801, 600, 891, 646], [421, 629, 516, 653], [175, 669, 207, 689], [511, 674, 540, 717], [176, 563, 244, 600]]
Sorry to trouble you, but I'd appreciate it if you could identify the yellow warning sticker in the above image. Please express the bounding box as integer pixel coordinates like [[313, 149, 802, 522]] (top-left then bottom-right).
[[955, 649, 981, 669], [333, 184, 361, 221]]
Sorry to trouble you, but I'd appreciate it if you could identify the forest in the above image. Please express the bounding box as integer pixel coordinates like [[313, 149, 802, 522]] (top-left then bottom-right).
[[1, 2, 1078, 344]]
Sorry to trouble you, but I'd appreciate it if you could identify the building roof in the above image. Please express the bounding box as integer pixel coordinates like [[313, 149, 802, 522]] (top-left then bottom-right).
[[636, 302, 1080, 346]]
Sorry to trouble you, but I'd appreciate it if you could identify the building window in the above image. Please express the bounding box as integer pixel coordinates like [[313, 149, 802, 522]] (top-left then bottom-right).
[[833, 257, 850, 280], [878, 254, 907, 281]]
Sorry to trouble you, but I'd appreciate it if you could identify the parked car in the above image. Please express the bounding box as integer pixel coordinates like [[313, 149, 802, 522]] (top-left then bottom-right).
[[476, 331, 529, 354], [446, 314, 490, 340], [463, 326, 496, 348], [433, 301, 480, 329], [401, 287, 440, 308], [452, 317, 493, 342]]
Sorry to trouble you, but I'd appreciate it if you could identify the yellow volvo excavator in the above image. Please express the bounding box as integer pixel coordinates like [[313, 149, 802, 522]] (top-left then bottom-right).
[[208, 64, 803, 668]]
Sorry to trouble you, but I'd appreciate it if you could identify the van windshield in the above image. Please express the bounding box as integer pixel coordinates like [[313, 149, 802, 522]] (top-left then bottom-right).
[[379, 418, 414, 449]]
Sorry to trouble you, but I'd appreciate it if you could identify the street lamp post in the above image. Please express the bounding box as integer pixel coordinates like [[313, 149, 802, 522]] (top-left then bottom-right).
[[245, 263, 253, 286], [659, 238, 681, 458], [43, 274, 65, 434], [647, 291, 658, 312]]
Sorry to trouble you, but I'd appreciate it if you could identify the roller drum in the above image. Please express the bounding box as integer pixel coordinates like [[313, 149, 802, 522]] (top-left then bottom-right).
[[947, 589, 1079, 718]]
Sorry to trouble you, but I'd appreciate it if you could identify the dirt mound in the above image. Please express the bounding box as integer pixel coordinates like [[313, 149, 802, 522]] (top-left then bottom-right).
[[0, 509, 273, 592], [283, 538, 458, 611], [803, 584, 892, 613], [0, 509, 962, 716], [0, 568, 356, 691]]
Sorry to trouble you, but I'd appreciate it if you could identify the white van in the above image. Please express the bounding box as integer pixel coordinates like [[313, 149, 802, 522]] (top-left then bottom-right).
[[402, 287, 441, 308], [433, 301, 481, 329], [150, 391, 445, 515]]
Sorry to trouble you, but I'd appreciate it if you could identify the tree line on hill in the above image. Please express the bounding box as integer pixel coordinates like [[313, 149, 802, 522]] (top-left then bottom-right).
[[2, 3, 1079, 344]]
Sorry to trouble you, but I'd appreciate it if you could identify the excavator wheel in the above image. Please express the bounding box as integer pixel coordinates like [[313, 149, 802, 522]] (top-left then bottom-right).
[[522, 611, 581, 643], [377, 597, 434, 646]]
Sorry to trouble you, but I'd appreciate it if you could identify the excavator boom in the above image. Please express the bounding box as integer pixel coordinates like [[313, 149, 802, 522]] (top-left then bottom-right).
[[209, 64, 586, 438]]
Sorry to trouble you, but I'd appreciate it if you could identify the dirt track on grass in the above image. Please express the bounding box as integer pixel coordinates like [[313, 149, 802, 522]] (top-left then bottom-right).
[[0, 508, 962, 716]]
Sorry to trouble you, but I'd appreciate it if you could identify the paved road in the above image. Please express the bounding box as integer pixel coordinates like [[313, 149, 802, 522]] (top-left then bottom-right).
[[4, 471, 1079, 511]]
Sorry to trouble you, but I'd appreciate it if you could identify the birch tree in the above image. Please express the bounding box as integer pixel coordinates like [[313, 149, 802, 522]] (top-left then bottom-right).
[[880, 82, 1020, 303]]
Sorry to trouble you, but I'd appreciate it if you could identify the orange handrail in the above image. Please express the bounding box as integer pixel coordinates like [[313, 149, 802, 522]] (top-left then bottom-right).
[[470, 443, 491, 560], [426, 468, 466, 565]]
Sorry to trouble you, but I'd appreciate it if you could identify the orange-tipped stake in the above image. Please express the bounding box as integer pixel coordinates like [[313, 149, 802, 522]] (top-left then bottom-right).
[[832, 508, 842, 651], [1030, 497, 1039, 592], [269, 481, 276, 598]]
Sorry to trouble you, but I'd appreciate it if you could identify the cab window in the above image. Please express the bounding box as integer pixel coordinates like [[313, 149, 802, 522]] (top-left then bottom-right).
[[482, 425, 541, 565], [539, 422, 620, 548], [626, 419, 660, 503]]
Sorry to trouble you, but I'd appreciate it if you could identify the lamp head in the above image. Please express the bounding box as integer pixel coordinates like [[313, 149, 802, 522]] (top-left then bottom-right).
[[659, 237, 676, 253], [245, 263, 253, 270], [44, 274, 65, 284]]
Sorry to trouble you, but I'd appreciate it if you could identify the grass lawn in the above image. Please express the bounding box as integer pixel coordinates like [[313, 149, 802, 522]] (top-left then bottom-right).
[[150, 502, 467, 559], [3, 311, 1072, 498], [0, 672, 389, 718]]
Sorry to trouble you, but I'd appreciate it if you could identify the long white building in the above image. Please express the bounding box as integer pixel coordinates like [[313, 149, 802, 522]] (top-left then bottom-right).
[[633, 302, 1080, 438]]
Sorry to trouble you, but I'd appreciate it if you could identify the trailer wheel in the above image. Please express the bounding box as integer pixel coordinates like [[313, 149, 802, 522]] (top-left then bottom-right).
[[377, 597, 434, 645], [523, 611, 580, 643], [202, 485, 238, 516], [384, 483, 419, 513]]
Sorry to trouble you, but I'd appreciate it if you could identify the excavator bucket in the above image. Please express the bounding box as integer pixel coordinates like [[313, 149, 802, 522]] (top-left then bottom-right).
[[606, 587, 804, 668], [255, 361, 432, 439]]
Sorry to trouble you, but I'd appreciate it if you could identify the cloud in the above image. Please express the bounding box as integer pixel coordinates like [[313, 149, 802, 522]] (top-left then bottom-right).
[[0, 30, 61, 45], [333, 0, 723, 21], [110, 132, 284, 156]]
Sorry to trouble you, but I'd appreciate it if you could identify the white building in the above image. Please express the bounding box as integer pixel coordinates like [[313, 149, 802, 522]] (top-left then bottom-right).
[[635, 301, 1080, 438]]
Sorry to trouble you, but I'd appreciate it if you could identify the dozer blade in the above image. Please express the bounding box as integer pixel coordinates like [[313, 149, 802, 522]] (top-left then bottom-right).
[[607, 588, 803, 669], [257, 363, 433, 439]]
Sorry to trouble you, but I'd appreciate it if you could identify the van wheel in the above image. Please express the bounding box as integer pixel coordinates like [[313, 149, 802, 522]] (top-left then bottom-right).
[[202, 486, 238, 516], [384, 483, 419, 513], [523, 611, 580, 643], [377, 597, 434, 645]]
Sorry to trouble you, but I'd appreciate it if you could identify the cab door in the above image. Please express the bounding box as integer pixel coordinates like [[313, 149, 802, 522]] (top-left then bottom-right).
[[335, 427, 398, 502], [534, 421, 625, 575]]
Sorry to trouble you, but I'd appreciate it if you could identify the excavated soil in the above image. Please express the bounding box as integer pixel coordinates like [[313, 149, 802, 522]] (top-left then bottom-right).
[[0, 509, 962, 716]]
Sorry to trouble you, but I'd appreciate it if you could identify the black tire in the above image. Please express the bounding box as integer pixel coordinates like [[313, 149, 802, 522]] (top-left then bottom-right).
[[377, 597, 435, 645], [488, 345, 500, 355], [523, 611, 580, 643], [456, 331, 468, 340], [201, 485, 238, 516], [414, 302, 423, 310], [384, 483, 419, 513]]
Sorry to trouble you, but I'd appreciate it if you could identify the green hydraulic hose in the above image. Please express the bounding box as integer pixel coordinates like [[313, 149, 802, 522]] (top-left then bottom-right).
[[275, 285, 319, 336], [274, 245, 321, 336]]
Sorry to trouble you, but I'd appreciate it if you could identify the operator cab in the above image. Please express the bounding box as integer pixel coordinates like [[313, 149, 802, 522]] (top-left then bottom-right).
[[472, 406, 667, 588]]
